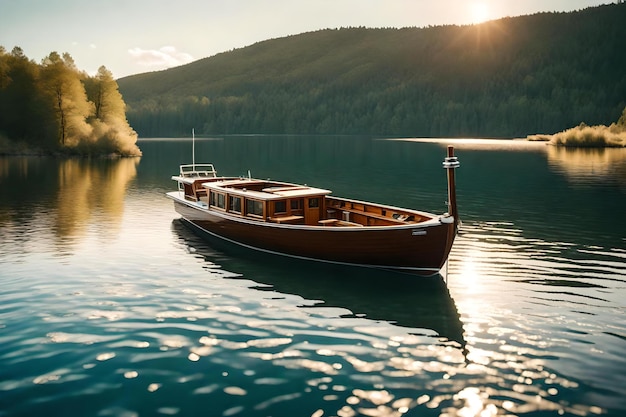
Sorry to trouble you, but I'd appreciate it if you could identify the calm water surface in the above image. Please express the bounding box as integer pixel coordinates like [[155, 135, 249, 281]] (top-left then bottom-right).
[[1, 136, 625, 417]]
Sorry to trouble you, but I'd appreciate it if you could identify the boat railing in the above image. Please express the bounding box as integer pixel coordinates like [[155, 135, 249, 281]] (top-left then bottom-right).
[[179, 164, 217, 178]]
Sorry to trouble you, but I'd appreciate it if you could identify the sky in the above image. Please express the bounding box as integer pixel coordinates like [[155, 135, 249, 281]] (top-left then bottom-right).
[[0, 0, 614, 79]]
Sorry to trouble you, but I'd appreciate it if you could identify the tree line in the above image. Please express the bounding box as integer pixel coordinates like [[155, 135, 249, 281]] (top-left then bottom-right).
[[0, 47, 141, 156], [118, 3, 626, 138]]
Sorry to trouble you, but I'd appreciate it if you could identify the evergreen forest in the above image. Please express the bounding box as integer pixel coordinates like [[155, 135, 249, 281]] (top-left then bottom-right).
[[117, 3, 626, 139], [0, 48, 141, 156]]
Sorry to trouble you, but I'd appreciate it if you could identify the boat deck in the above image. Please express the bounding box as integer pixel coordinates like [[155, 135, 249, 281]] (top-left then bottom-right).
[[171, 170, 440, 229], [325, 197, 431, 227]]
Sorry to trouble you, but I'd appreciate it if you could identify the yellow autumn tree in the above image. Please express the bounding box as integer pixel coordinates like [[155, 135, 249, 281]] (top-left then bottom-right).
[[618, 106, 626, 128], [1, 48, 142, 156], [84, 66, 141, 156], [40, 52, 93, 147]]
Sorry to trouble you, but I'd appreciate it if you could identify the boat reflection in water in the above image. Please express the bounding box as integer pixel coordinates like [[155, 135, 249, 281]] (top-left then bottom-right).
[[171, 218, 465, 349]]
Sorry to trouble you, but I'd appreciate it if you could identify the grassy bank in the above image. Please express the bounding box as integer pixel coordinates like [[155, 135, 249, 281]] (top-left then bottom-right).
[[0, 134, 140, 158], [528, 107, 626, 147], [528, 124, 626, 147]]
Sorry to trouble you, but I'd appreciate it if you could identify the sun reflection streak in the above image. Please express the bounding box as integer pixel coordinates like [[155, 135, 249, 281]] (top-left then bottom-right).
[[438, 219, 620, 416], [455, 253, 481, 295], [455, 387, 496, 417]]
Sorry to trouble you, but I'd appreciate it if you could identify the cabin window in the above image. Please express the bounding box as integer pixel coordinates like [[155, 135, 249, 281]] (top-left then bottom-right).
[[308, 198, 319, 208], [291, 199, 303, 210], [229, 196, 242, 214], [274, 200, 287, 214], [211, 192, 226, 209], [246, 199, 263, 217]]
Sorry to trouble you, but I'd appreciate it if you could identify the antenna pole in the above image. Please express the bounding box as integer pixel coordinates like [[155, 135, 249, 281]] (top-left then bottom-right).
[[192, 128, 195, 169]]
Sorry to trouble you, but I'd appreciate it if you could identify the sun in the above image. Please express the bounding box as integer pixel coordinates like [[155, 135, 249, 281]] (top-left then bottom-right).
[[470, 2, 490, 24]]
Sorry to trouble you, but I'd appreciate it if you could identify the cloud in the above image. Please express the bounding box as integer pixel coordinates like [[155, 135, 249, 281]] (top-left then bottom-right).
[[71, 41, 96, 49], [127, 46, 194, 69]]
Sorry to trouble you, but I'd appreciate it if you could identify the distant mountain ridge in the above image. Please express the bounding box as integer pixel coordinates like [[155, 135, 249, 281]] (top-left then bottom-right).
[[118, 3, 626, 138]]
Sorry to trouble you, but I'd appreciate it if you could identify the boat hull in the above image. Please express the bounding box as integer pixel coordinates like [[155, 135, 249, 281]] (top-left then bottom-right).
[[169, 194, 456, 276]]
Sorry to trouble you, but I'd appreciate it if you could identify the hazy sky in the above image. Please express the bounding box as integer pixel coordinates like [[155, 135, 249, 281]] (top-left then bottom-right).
[[0, 0, 612, 79]]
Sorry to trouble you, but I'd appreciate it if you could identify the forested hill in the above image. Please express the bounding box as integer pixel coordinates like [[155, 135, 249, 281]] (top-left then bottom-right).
[[118, 3, 626, 138]]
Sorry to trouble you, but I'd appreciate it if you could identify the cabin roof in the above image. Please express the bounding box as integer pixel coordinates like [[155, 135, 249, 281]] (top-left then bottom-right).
[[203, 178, 331, 200], [171, 175, 231, 185]]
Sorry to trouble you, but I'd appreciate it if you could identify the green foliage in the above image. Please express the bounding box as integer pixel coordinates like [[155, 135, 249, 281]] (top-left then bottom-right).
[[0, 50, 141, 156], [0, 47, 54, 147], [118, 3, 626, 138]]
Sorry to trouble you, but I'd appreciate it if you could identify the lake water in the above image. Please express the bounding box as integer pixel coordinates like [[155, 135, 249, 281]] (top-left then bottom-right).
[[1, 136, 625, 417]]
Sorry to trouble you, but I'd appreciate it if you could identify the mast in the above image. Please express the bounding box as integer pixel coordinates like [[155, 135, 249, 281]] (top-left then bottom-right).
[[442, 145, 460, 227], [192, 128, 195, 170]]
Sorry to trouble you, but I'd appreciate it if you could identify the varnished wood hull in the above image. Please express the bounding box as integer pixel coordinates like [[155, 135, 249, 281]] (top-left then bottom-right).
[[169, 195, 456, 276]]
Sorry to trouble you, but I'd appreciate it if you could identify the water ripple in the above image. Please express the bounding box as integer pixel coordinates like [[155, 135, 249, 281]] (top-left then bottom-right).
[[446, 220, 626, 414], [1, 189, 625, 416]]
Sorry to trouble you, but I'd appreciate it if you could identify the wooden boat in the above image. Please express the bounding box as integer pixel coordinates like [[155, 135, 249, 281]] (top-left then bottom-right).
[[167, 146, 460, 276]]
